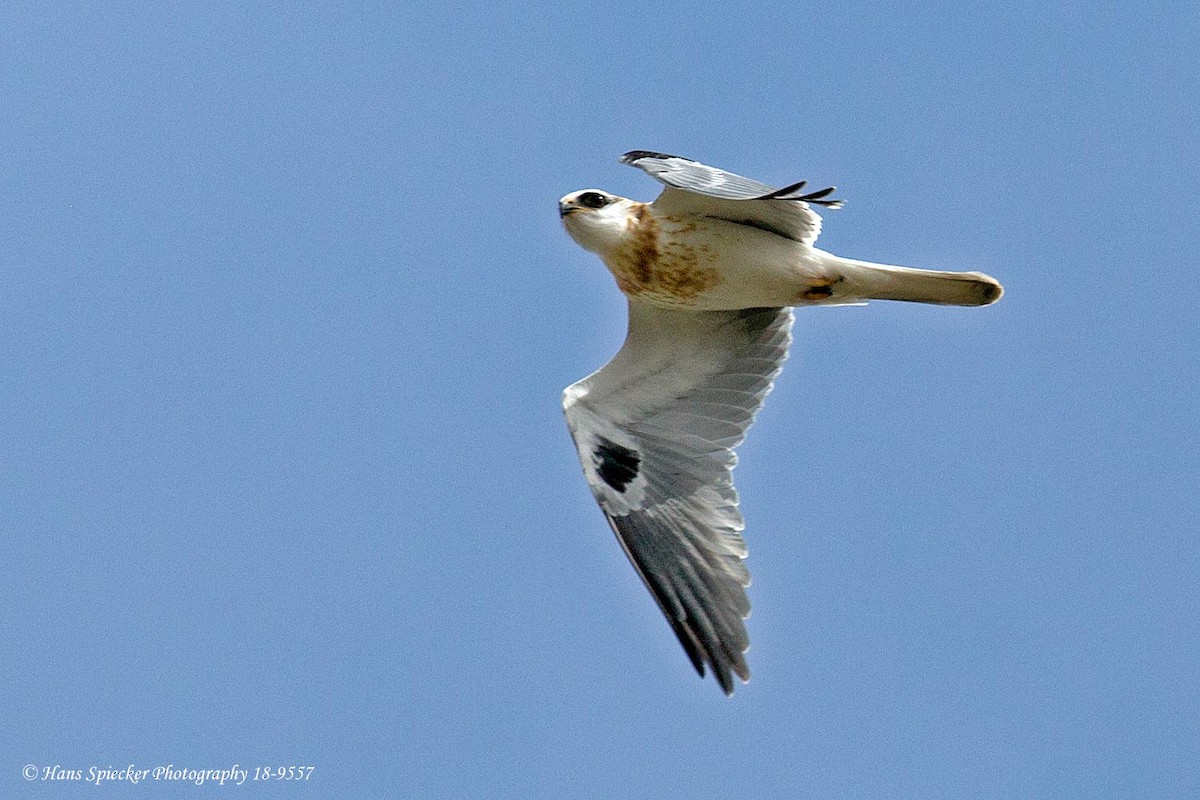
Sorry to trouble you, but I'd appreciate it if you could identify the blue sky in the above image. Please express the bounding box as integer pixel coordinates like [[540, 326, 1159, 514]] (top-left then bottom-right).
[[2, 3, 1198, 797]]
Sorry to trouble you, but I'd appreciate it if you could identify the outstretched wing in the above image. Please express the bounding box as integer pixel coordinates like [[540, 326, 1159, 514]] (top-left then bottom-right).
[[563, 301, 794, 694], [620, 150, 842, 246]]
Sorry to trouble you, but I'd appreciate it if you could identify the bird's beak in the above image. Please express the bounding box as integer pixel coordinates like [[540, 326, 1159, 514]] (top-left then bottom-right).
[[558, 200, 577, 218]]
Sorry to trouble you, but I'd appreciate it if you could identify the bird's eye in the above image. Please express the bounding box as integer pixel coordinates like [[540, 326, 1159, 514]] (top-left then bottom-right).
[[578, 192, 609, 209]]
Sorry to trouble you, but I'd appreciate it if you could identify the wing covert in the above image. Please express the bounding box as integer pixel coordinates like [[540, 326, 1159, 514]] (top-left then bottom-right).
[[620, 150, 842, 245]]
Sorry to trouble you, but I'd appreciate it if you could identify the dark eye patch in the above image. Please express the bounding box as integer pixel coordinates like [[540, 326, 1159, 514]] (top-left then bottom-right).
[[578, 192, 609, 209]]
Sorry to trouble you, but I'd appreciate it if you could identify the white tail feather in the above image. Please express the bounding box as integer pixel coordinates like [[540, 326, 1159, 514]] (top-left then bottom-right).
[[829, 256, 1004, 307]]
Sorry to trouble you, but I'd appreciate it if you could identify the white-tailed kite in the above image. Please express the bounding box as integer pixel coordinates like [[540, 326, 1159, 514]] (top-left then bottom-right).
[[559, 151, 1002, 694]]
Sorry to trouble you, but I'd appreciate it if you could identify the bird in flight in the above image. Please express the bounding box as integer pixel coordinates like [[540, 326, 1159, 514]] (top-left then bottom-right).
[[559, 151, 1002, 694]]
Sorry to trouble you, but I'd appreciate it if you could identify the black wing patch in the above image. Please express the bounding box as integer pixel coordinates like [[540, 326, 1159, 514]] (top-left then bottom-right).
[[594, 437, 641, 493]]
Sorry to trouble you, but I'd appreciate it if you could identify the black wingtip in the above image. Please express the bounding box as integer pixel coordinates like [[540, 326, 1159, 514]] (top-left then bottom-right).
[[758, 183, 844, 208], [758, 179, 808, 199], [715, 668, 735, 696], [660, 594, 745, 696]]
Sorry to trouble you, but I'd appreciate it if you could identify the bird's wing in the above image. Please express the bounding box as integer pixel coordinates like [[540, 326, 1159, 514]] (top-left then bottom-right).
[[563, 301, 794, 694], [620, 150, 841, 246]]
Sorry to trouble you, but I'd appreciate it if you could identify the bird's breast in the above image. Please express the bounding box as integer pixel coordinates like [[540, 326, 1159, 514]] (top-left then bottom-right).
[[604, 207, 724, 309], [607, 210, 824, 310]]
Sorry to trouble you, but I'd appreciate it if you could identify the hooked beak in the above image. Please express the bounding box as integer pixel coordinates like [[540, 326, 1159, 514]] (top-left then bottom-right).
[[558, 199, 578, 218]]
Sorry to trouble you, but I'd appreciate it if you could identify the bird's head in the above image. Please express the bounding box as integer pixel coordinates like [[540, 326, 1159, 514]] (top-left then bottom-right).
[[558, 190, 639, 257]]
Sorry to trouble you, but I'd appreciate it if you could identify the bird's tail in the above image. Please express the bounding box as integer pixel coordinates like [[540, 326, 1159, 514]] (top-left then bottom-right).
[[827, 256, 1003, 307]]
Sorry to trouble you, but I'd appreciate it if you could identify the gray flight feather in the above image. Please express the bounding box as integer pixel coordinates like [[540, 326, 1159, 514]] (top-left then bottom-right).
[[563, 302, 794, 694]]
